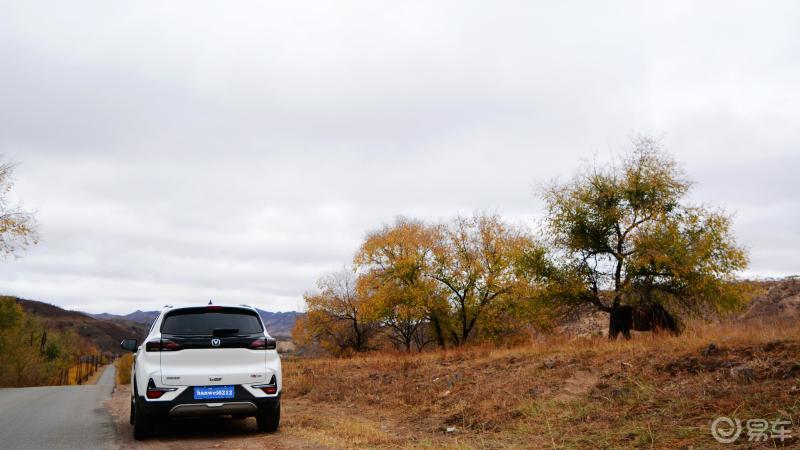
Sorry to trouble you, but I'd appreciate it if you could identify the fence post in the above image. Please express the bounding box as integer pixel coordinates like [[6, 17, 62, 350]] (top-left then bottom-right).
[[39, 331, 47, 355]]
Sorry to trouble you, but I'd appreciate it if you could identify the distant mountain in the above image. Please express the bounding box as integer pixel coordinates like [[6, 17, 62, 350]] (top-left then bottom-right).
[[255, 309, 301, 339], [90, 310, 159, 325], [15, 298, 148, 356], [125, 310, 160, 324], [92, 307, 301, 339]]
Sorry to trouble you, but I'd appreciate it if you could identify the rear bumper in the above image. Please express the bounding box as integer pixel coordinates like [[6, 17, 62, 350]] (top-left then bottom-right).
[[169, 401, 258, 417], [137, 387, 280, 418]]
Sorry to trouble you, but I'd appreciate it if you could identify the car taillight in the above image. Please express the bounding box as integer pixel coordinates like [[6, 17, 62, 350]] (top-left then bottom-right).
[[146, 378, 177, 399], [249, 337, 277, 350], [254, 375, 278, 394], [162, 339, 180, 350], [145, 339, 181, 352], [146, 389, 166, 399]]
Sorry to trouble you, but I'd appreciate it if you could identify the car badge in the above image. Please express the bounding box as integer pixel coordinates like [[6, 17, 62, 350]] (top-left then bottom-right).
[[211, 338, 221, 347]]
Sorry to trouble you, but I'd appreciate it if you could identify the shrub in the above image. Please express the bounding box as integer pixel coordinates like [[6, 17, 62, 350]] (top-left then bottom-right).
[[115, 353, 133, 385]]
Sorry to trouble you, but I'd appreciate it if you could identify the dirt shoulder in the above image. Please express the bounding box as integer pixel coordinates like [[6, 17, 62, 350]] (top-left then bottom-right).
[[106, 385, 441, 449]]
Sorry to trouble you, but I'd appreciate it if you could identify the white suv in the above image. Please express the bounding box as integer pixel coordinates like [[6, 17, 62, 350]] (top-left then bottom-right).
[[120, 304, 282, 439]]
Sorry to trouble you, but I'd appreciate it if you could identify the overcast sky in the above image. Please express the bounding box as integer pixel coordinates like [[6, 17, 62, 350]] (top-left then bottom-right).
[[0, 1, 798, 314]]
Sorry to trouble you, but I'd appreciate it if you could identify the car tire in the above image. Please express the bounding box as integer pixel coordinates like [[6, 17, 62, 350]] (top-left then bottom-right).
[[129, 379, 137, 425], [133, 396, 155, 440], [256, 402, 280, 433]]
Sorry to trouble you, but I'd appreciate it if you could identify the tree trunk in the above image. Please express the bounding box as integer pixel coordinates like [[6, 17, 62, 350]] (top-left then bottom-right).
[[608, 305, 632, 340], [459, 298, 468, 345], [354, 325, 362, 351], [430, 315, 446, 348]]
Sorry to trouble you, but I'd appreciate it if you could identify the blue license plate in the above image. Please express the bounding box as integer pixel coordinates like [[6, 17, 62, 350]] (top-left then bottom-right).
[[193, 385, 234, 400]]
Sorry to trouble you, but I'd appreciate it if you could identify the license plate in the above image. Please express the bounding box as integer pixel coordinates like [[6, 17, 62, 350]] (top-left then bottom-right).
[[193, 385, 234, 400]]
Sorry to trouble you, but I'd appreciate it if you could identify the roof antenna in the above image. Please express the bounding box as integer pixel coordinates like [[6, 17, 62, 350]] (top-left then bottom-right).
[[208, 299, 213, 305]]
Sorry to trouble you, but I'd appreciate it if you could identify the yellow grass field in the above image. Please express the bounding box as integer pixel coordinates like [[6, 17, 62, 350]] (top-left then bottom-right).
[[280, 320, 800, 448]]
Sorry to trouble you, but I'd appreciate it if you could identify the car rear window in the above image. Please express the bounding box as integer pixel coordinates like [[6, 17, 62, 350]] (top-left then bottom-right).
[[161, 307, 263, 335]]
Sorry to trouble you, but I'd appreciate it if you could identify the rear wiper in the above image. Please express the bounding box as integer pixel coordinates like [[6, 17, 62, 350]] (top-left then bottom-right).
[[212, 328, 239, 337]]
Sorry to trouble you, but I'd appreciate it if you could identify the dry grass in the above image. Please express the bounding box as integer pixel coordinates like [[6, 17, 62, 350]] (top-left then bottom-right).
[[283, 320, 800, 448], [115, 353, 133, 385]]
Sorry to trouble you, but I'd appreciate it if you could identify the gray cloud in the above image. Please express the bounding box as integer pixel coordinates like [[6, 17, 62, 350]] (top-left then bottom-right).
[[0, 1, 798, 313]]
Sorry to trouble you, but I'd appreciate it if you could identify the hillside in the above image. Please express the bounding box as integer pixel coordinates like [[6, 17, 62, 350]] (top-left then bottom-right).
[[16, 298, 147, 356], [557, 278, 800, 338], [255, 309, 300, 338], [91, 310, 159, 325], [741, 277, 800, 321], [278, 322, 800, 448]]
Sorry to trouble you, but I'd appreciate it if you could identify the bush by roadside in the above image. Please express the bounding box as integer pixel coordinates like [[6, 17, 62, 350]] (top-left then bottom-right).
[[115, 353, 132, 385]]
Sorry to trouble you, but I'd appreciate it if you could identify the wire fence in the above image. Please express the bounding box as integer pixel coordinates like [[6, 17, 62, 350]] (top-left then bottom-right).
[[56, 354, 103, 385]]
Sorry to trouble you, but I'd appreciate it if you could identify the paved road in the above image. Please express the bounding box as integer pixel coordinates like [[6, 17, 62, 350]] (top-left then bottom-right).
[[0, 365, 118, 450]]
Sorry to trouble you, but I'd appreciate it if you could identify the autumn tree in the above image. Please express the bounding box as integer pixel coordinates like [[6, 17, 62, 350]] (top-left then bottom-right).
[[354, 217, 449, 350], [295, 269, 379, 355], [0, 159, 37, 258], [0, 297, 85, 387], [0, 158, 46, 385], [429, 213, 544, 346], [540, 137, 748, 336]]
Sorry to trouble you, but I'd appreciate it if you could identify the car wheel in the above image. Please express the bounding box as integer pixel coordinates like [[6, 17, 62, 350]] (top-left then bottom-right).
[[133, 397, 155, 440], [256, 402, 280, 433], [129, 379, 137, 425]]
